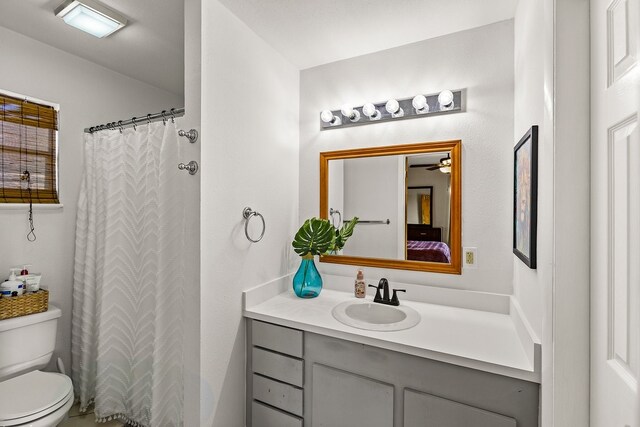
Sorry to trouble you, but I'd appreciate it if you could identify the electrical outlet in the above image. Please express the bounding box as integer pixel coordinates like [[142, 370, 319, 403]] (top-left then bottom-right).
[[463, 247, 477, 269]]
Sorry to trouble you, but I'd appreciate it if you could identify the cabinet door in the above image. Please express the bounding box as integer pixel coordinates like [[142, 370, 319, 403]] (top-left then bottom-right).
[[311, 364, 393, 427], [404, 389, 516, 427]]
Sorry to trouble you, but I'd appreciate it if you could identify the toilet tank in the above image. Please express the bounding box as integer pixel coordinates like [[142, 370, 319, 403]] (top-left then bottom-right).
[[0, 305, 61, 381]]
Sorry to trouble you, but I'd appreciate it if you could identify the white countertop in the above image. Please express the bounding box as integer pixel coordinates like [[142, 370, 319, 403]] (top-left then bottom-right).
[[244, 286, 540, 383]]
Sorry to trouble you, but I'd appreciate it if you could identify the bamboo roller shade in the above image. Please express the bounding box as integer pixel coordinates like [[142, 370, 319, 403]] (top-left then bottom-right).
[[0, 93, 59, 204]]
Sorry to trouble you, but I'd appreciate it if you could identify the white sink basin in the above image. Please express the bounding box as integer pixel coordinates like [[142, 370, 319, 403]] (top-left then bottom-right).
[[332, 300, 421, 332]]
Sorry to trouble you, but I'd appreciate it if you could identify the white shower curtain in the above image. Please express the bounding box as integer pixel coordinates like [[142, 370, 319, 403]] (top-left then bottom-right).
[[71, 121, 185, 427]]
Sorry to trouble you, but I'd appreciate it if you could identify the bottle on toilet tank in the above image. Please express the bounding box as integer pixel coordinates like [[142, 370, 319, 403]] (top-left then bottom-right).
[[1, 268, 24, 297]]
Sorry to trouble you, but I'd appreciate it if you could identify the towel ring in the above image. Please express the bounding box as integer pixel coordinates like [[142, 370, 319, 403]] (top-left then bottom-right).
[[243, 207, 265, 243], [329, 208, 342, 228]]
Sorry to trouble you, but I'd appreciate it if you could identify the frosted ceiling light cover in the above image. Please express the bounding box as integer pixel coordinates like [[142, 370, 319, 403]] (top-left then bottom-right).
[[55, 0, 127, 38]]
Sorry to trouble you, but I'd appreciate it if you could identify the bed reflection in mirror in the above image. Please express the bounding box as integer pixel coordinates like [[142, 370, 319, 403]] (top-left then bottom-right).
[[321, 141, 461, 274]]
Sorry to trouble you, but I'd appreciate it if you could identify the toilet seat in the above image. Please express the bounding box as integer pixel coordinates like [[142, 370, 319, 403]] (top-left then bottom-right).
[[0, 371, 73, 427]]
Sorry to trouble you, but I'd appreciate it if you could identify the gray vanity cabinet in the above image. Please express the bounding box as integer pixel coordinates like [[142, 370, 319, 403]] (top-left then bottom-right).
[[403, 390, 516, 427], [311, 364, 394, 427], [246, 319, 539, 427]]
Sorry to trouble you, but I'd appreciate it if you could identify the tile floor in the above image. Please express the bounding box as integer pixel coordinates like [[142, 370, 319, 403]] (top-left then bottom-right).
[[60, 404, 124, 427]]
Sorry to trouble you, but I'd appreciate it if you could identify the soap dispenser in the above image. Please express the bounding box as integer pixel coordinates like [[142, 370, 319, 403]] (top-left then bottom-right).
[[354, 269, 366, 298], [1, 268, 24, 297]]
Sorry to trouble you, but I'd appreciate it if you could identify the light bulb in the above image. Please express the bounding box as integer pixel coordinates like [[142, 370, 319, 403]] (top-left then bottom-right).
[[385, 99, 399, 114], [320, 110, 335, 123], [439, 166, 451, 174], [385, 99, 404, 117], [340, 105, 360, 122], [320, 110, 342, 126], [362, 103, 381, 120], [438, 90, 454, 109], [412, 95, 429, 113]]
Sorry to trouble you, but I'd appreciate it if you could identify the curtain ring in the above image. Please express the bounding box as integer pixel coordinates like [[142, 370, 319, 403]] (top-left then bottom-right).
[[242, 207, 266, 243], [161, 110, 167, 125], [132, 117, 137, 131], [170, 108, 176, 123], [118, 120, 124, 133], [147, 114, 152, 125]]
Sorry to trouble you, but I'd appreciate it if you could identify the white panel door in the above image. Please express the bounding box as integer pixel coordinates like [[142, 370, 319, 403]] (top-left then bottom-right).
[[591, 0, 640, 424]]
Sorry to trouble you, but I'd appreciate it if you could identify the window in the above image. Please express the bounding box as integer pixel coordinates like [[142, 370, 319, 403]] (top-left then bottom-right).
[[0, 92, 59, 204]]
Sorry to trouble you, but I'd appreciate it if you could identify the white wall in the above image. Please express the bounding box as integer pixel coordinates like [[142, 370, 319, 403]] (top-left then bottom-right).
[[513, 0, 548, 342], [327, 159, 344, 227], [199, 2, 299, 425], [299, 20, 515, 293], [343, 156, 400, 259], [182, 0, 202, 424], [0, 26, 183, 373], [513, 0, 590, 424]]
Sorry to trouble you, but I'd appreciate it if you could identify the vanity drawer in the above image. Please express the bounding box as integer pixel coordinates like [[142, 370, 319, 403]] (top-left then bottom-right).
[[253, 374, 303, 416], [252, 320, 303, 358], [252, 347, 304, 387], [252, 401, 302, 427]]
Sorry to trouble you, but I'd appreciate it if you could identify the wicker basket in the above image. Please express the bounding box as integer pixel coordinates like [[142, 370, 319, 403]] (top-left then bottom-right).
[[0, 290, 49, 320]]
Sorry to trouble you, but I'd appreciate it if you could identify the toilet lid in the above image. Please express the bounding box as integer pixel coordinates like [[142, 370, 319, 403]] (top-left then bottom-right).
[[0, 371, 73, 422]]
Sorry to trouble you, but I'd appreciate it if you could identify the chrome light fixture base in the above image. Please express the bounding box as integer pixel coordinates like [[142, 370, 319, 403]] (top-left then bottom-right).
[[320, 89, 465, 131]]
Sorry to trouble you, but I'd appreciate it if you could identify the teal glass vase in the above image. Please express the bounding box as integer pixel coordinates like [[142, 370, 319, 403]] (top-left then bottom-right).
[[293, 254, 322, 298]]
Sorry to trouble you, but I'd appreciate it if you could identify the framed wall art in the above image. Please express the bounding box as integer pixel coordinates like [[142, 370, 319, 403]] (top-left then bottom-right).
[[513, 125, 538, 268]]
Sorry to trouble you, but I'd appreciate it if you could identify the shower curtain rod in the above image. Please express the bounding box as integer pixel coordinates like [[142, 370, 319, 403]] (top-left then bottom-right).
[[84, 107, 185, 133]]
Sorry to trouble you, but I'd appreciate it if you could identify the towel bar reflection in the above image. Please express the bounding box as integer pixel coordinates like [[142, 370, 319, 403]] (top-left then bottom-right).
[[243, 207, 266, 243], [345, 218, 390, 225]]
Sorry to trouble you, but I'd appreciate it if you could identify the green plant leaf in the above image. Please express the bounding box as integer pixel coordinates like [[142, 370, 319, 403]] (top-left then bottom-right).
[[332, 217, 358, 251], [292, 218, 335, 257]]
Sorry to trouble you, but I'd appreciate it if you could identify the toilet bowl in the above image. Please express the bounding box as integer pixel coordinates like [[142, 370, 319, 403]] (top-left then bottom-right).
[[0, 371, 74, 427], [0, 306, 74, 427]]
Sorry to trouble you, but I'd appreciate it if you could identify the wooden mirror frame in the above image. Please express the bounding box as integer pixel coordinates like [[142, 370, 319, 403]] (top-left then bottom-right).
[[319, 140, 462, 274]]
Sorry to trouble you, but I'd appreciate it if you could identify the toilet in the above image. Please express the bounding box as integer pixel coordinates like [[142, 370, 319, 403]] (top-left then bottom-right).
[[0, 306, 74, 426]]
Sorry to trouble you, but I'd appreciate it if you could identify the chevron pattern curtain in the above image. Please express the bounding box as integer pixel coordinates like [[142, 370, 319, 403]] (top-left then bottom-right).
[[71, 121, 185, 426]]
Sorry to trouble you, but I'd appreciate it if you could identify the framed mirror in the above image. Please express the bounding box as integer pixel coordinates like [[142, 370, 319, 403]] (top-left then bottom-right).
[[320, 140, 461, 274]]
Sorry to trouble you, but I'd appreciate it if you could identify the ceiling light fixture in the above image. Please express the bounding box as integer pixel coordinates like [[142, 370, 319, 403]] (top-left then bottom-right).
[[439, 155, 452, 174], [55, 0, 127, 38]]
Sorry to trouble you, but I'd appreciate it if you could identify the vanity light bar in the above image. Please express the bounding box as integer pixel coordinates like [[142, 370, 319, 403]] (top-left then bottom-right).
[[319, 89, 465, 131]]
